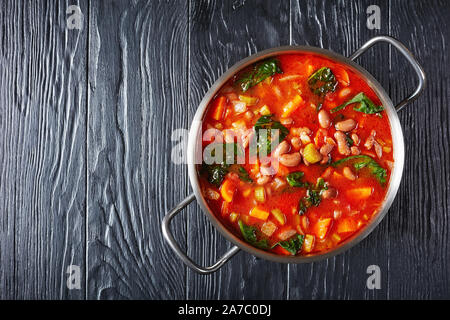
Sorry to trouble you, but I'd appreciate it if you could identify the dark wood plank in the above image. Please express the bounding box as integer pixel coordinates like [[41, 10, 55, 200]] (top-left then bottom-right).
[[87, 0, 189, 299], [186, 0, 290, 299], [0, 0, 87, 299], [386, 0, 450, 299], [289, 0, 392, 299]]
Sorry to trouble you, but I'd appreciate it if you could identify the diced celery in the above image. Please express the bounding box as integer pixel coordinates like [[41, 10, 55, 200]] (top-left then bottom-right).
[[238, 95, 258, 106], [270, 209, 286, 225], [254, 186, 266, 202]]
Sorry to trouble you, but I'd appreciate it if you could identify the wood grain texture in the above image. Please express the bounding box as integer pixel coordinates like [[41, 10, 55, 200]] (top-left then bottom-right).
[[87, 0, 189, 299], [186, 0, 290, 300], [0, 0, 87, 299], [386, 0, 450, 299], [0, 0, 449, 300]]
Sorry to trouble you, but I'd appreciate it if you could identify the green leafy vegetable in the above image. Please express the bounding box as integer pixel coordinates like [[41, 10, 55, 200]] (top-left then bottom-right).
[[278, 234, 305, 255], [237, 166, 253, 183], [286, 171, 306, 187], [239, 220, 305, 255], [345, 133, 354, 147], [254, 114, 289, 154], [202, 143, 244, 186], [331, 92, 384, 114], [331, 155, 387, 184], [202, 163, 229, 187], [308, 67, 338, 97], [238, 220, 270, 250], [298, 178, 328, 215], [236, 58, 283, 92]]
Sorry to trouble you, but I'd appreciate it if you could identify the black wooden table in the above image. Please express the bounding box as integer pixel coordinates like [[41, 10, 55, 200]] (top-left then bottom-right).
[[1, 0, 449, 300]]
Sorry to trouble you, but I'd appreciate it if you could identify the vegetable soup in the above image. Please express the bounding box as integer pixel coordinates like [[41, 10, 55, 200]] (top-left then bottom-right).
[[199, 53, 393, 256]]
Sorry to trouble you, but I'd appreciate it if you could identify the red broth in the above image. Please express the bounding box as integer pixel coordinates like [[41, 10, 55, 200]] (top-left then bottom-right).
[[198, 53, 393, 256]]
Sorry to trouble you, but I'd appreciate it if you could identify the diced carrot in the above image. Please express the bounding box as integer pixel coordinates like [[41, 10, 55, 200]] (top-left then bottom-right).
[[314, 218, 333, 240], [281, 95, 303, 118], [249, 207, 270, 221], [212, 96, 227, 120], [346, 187, 373, 200], [337, 218, 357, 234], [302, 234, 315, 253], [275, 163, 290, 177], [220, 179, 236, 202]]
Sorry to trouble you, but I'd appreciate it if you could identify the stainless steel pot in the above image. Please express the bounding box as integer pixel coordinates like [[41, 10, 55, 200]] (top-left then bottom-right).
[[162, 36, 426, 274]]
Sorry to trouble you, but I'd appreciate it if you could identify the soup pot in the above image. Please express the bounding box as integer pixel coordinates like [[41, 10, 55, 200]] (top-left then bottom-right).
[[162, 36, 425, 274]]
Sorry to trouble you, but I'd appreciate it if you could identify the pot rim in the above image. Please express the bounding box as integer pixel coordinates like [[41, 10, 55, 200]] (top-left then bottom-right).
[[186, 45, 405, 263]]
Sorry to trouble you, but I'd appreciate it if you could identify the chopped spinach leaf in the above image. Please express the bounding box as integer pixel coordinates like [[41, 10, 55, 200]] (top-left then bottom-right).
[[202, 143, 245, 186], [308, 67, 338, 97], [236, 58, 283, 92], [345, 133, 354, 147], [286, 171, 306, 187], [238, 220, 270, 250], [254, 114, 289, 154], [239, 219, 305, 255], [331, 92, 384, 114], [202, 163, 229, 187], [298, 178, 328, 215], [237, 166, 253, 183], [331, 155, 387, 185], [278, 234, 305, 255]]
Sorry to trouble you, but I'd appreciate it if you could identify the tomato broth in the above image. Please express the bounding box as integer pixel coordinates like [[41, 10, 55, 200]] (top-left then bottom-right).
[[198, 53, 393, 256]]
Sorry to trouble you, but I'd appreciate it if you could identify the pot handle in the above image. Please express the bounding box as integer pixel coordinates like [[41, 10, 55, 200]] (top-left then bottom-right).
[[349, 35, 426, 112], [162, 193, 240, 275]]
